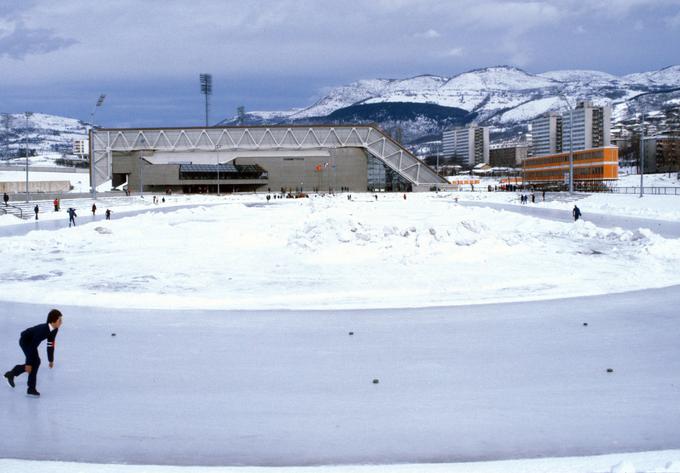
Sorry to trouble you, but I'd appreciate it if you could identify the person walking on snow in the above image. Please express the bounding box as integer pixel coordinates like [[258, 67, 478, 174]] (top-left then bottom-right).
[[34, 204, 39, 220], [105, 209, 111, 220], [67, 207, 77, 227], [4, 309, 63, 397], [91, 203, 97, 215], [53, 198, 59, 212], [573, 205, 582, 221], [3, 192, 9, 206]]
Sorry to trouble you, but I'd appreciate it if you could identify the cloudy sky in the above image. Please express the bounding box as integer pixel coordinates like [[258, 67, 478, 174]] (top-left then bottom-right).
[[1, 0, 679, 127]]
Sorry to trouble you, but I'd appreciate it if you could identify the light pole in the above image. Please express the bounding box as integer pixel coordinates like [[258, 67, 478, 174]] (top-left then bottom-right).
[[90, 94, 106, 127], [139, 155, 144, 197], [639, 111, 645, 198], [90, 94, 106, 200], [24, 112, 32, 203], [216, 144, 221, 196], [559, 95, 575, 194], [200, 74, 212, 127]]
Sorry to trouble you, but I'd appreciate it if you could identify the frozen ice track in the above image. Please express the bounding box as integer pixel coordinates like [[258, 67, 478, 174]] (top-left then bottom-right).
[[460, 200, 680, 238], [1, 286, 679, 466]]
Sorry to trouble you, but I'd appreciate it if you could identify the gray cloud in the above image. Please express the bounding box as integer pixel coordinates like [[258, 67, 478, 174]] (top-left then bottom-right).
[[1, 0, 679, 125], [0, 21, 78, 59]]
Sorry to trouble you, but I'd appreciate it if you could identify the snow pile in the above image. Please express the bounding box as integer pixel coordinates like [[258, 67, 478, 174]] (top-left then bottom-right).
[[1, 192, 680, 310]]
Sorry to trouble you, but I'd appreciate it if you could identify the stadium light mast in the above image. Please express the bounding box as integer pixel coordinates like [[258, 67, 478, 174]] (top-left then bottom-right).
[[90, 94, 106, 199], [90, 94, 106, 128], [200, 74, 212, 127]]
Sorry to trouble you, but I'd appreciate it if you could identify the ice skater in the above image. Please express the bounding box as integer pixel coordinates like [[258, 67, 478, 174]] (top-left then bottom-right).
[[3, 192, 9, 206], [4, 309, 63, 397], [34, 204, 39, 220], [573, 205, 582, 221], [67, 207, 77, 227]]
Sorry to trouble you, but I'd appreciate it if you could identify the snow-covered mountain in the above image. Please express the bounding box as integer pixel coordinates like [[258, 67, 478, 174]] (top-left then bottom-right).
[[0, 113, 89, 161], [226, 65, 680, 143]]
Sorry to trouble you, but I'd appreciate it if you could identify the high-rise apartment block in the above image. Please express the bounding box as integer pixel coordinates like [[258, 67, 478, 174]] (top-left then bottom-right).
[[442, 126, 489, 166], [530, 101, 611, 157], [561, 100, 611, 152], [531, 113, 562, 156]]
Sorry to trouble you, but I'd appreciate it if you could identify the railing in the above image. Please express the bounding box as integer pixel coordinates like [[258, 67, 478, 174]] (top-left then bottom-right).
[[1, 204, 24, 219], [610, 187, 680, 195]]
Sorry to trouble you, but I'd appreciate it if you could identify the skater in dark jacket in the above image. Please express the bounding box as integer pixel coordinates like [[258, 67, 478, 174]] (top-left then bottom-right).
[[573, 205, 582, 221], [67, 207, 77, 227], [4, 309, 63, 397]]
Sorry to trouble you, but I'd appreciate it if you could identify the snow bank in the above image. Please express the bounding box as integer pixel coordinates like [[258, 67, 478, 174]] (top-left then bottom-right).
[[1, 192, 680, 310], [2, 450, 680, 473]]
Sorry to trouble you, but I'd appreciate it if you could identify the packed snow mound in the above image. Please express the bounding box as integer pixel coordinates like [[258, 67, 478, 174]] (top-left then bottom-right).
[[2, 193, 680, 310], [611, 460, 636, 473]]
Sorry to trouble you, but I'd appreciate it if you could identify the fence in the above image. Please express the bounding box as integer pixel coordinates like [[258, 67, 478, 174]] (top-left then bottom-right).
[[610, 187, 680, 195]]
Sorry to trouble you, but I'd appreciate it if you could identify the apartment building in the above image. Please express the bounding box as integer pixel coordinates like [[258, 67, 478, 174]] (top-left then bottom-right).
[[441, 126, 489, 166]]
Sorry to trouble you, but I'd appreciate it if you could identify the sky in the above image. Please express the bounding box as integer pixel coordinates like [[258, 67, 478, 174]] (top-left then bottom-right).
[[1, 0, 680, 127]]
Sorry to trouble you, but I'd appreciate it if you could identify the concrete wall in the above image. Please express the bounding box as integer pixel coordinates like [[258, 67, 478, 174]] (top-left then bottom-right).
[[0, 181, 71, 194], [237, 147, 368, 192], [111, 147, 369, 193]]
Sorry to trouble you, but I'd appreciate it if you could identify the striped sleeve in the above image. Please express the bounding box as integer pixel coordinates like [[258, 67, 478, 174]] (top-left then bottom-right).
[[47, 328, 58, 363]]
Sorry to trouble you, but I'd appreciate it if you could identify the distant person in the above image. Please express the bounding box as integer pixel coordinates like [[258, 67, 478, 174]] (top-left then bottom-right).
[[161, 197, 165, 203], [53, 198, 59, 212], [67, 207, 77, 227], [531, 193, 535, 204], [105, 209, 111, 220], [4, 308, 63, 397], [542, 190, 546, 201], [573, 205, 582, 221], [91, 203, 96, 215], [34, 204, 39, 220], [3, 192, 8, 206]]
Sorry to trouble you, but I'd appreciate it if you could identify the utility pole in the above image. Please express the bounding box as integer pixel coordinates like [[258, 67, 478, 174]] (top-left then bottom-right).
[[639, 111, 645, 198], [559, 95, 575, 194], [216, 144, 221, 196], [24, 112, 33, 203], [200, 74, 212, 127]]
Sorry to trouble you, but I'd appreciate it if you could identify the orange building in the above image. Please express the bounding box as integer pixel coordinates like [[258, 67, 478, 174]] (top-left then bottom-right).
[[523, 147, 618, 186]]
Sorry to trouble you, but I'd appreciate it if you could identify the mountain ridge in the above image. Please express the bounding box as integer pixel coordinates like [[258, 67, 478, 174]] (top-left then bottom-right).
[[223, 64, 680, 142]]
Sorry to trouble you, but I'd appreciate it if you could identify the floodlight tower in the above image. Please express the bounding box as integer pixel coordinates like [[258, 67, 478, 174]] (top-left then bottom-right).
[[90, 94, 106, 199], [90, 94, 106, 128], [200, 73, 212, 127]]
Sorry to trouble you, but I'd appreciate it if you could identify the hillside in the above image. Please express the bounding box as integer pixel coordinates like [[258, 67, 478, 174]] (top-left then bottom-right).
[[222, 65, 680, 143]]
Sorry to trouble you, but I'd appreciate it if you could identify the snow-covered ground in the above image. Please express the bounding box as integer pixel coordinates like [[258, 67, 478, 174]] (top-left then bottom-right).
[[2, 451, 680, 473], [2, 187, 680, 473], [1, 192, 680, 310]]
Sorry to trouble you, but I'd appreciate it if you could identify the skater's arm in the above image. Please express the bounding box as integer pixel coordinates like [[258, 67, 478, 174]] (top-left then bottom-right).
[[47, 328, 58, 367]]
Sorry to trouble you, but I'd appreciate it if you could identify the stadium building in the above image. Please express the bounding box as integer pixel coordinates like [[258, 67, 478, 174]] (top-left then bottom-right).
[[89, 125, 449, 194]]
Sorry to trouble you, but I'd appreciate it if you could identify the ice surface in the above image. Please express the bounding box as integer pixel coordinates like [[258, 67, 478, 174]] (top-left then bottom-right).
[[1, 286, 680, 467], [2, 190, 680, 471]]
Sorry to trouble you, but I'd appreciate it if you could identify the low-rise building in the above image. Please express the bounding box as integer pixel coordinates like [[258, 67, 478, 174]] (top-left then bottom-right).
[[489, 143, 528, 167]]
